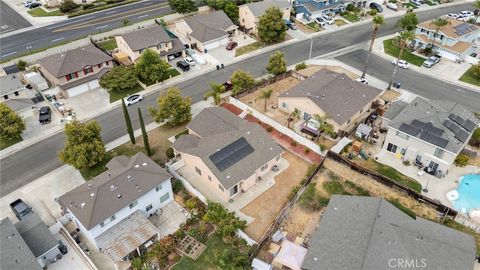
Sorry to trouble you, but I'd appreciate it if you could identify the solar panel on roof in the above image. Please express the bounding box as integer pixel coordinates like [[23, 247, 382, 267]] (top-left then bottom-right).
[[456, 129, 470, 143], [464, 119, 477, 132], [398, 123, 420, 136], [449, 123, 461, 135], [443, 119, 453, 129], [209, 137, 254, 172], [448, 113, 457, 121], [411, 120, 443, 136], [420, 133, 449, 148]]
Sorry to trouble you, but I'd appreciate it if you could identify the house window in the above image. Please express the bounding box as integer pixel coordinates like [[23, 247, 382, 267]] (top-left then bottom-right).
[[100, 215, 116, 228], [218, 184, 224, 192], [395, 131, 410, 140], [65, 72, 77, 81], [434, 148, 445, 159], [146, 204, 153, 212], [105, 61, 109, 65], [3, 95, 8, 100], [98, 63, 103, 68], [261, 164, 268, 171], [387, 143, 398, 153], [160, 192, 170, 203], [14, 91, 19, 96], [208, 175, 212, 181], [195, 166, 202, 175], [129, 200, 138, 209], [83, 67, 93, 75], [400, 148, 406, 155], [230, 185, 238, 196], [156, 184, 162, 192]]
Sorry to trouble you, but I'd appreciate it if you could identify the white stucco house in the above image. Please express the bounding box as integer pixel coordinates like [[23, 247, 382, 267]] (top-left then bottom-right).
[[381, 97, 479, 178], [58, 153, 174, 263]]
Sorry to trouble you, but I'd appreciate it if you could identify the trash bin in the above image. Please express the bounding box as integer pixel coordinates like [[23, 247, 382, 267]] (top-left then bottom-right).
[[393, 81, 401, 89]]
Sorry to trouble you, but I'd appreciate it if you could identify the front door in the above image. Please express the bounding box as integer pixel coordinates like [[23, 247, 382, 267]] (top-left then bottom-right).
[[230, 185, 238, 196], [428, 161, 439, 172]]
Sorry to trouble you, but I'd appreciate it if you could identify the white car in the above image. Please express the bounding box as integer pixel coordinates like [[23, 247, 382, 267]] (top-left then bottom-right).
[[24, 0, 35, 7], [392, 59, 409, 69], [386, 2, 398, 11], [322, 14, 334, 25], [460, 10, 474, 17], [355, 78, 369, 85], [124, 94, 143, 106], [185, 48, 207, 65], [315, 17, 326, 27], [447, 13, 459, 19], [184, 57, 195, 66]]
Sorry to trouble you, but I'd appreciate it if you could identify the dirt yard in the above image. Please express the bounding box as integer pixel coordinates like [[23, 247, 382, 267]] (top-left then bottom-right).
[[137, 124, 187, 164], [241, 153, 311, 241]]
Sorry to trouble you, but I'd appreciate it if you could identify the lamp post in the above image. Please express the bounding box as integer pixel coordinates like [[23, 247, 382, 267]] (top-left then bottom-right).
[[308, 37, 313, 60], [422, 178, 430, 193]]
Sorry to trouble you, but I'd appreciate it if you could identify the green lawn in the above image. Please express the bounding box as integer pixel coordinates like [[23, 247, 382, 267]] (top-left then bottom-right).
[[68, 0, 139, 17], [459, 66, 480, 87], [235, 42, 264, 57], [403, 2, 419, 9], [173, 234, 240, 270], [80, 144, 147, 180], [306, 22, 321, 32], [342, 13, 359, 22], [372, 160, 422, 192], [0, 137, 23, 150], [27, 7, 63, 17], [96, 39, 117, 51], [334, 19, 347, 26], [139, 68, 180, 87], [383, 39, 426, 67], [109, 83, 144, 103]]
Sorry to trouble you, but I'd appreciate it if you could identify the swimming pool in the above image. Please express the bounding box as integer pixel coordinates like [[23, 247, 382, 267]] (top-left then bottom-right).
[[452, 174, 480, 214]]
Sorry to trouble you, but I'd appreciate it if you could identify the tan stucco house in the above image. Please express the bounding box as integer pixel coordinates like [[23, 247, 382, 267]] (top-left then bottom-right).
[[116, 25, 186, 63], [172, 10, 238, 53], [37, 43, 113, 98], [172, 107, 284, 202], [278, 70, 383, 136], [239, 0, 291, 34]]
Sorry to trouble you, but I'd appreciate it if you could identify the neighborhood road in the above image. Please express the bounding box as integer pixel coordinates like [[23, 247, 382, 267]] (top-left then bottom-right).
[[0, 0, 31, 34], [1, 3, 479, 196], [0, 0, 171, 60]]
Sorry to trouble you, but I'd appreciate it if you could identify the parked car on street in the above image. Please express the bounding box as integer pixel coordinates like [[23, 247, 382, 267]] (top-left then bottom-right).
[[315, 17, 326, 27], [39, 106, 51, 124], [447, 13, 459, 19], [184, 57, 195, 66], [410, 0, 421, 6], [28, 2, 41, 8], [392, 59, 409, 69], [176, 60, 190, 71], [322, 14, 334, 24], [9, 199, 32, 221], [226, 41, 238, 50], [369, 2, 383, 12], [355, 77, 369, 85], [386, 2, 398, 10], [124, 94, 143, 106]]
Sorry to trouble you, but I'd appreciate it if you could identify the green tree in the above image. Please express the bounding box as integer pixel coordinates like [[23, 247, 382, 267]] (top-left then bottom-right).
[[122, 99, 135, 144], [257, 6, 287, 44], [0, 103, 25, 140], [230, 70, 255, 95], [223, 2, 239, 21], [396, 12, 418, 31], [148, 236, 175, 269], [100, 66, 138, 92], [313, 113, 331, 140], [362, 15, 385, 78], [58, 120, 106, 169], [149, 87, 192, 126], [59, 0, 78, 13], [429, 17, 449, 52], [203, 202, 246, 243], [205, 82, 226, 105], [266, 50, 287, 75], [168, 0, 197, 14], [17, 60, 27, 71], [258, 89, 273, 111], [135, 49, 170, 84], [131, 256, 146, 270], [138, 108, 152, 156], [470, 127, 480, 147], [388, 30, 415, 90], [122, 19, 130, 26], [473, 0, 480, 22], [287, 108, 300, 128]]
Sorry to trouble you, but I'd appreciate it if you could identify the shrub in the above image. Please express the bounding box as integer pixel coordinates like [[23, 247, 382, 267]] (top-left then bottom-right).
[[266, 126, 273, 132], [368, 9, 377, 16], [82, 3, 94, 9], [454, 154, 470, 167], [17, 60, 27, 71], [295, 62, 307, 71], [290, 140, 297, 147], [323, 181, 344, 195], [304, 147, 310, 154], [185, 198, 197, 210], [172, 179, 184, 194], [287, 185, 300, 200], [346, 3, 355, 11], [469, 128, 480, 147], [402, 160, 411, 166], [59, 0, 78, 13], [166, 147, 175, 159]]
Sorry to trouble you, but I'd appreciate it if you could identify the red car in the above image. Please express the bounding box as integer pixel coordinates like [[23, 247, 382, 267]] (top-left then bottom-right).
[[226, 42, 238, 50]]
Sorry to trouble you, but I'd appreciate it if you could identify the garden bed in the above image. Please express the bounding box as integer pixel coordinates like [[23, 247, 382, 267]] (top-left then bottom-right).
[[27, 7, 63, 16], [334, 19, 347, 26], [383, 38, 426, 67], [96, 38, 117, 51], [341, 12, 359, 22]]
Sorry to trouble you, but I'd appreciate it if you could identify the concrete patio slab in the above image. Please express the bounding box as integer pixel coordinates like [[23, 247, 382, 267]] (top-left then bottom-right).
[[148, 200, 189, 238]]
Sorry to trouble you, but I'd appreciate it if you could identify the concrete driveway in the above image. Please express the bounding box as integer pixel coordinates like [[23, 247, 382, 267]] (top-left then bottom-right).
[[66, 88, 110, 121], [0, 165, 85, 226]]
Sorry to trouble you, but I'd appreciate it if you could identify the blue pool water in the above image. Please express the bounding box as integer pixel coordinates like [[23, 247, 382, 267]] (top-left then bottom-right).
[[453, 174, 480, 214]]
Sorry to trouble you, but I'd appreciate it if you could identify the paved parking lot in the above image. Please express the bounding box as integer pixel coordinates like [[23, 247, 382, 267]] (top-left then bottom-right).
[[0, 0, 31, 34]]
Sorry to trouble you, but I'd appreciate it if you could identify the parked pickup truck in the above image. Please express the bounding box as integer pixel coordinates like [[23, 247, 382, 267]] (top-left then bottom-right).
[[9, 199, 32, 220]]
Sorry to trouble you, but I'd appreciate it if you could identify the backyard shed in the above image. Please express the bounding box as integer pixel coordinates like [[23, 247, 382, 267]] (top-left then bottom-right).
[[252, 258, 273, 270], [24, 72, 49, 91], [272, 240, 307, 270], [355, 123, 372, 139]]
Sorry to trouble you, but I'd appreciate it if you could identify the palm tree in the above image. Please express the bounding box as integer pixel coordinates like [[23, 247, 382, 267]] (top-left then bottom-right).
[[397, 12, 418, 31], [258, 89, 273, 111], [429, 17, 449, 54], [313, 113, 330, 141], [387, 30, 415, 90], [362, 15, 385, 78], [205, 82, 226, 105], [473, 0, 480, 23], [287, 108, 300, 128]]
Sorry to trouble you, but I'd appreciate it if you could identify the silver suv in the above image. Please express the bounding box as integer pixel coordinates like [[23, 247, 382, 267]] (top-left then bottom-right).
[[422, 55, 441, 68]]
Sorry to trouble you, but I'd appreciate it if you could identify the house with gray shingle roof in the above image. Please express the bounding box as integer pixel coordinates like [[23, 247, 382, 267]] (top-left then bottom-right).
[[58, 152, 173, 262], [382, 97, 478, 177], [172, 10, 238, 52], [278, 69, 384, 136], [239, 0, 291, 34], [303, 195, 477, 270], [0, 74, 37, 117], [37, 43, 113, 98], [172, 107, 284, 202], [116, 25, 186, 63]]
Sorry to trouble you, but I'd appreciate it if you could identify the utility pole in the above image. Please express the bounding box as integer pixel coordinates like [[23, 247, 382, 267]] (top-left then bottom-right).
[[309, 38, 313, 60]]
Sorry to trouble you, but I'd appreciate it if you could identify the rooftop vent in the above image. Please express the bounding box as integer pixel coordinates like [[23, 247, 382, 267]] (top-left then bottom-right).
[[110, 185, 117, 191], [134, 165, 140, 168], [90, 193, 95, 198], [117, 194, 123, 199], [142, 162, 147, 166], [80, 202, 86, 208], [416, 234, 424, 241], [127, 175, 132, 180]]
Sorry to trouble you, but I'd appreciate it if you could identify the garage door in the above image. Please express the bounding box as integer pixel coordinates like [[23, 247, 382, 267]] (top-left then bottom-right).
[[66, 79, 99, 97], [204, 38, 228, 51]]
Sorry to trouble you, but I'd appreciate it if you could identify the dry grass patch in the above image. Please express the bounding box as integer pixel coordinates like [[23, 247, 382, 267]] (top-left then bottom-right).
[[138, 124, 187, 164]]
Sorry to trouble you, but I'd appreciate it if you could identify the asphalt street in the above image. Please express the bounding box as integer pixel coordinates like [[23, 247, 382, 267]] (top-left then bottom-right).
[[0, 0, 31, 34], [0, 0, 171, 60], [1, 3, 479, 196]]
